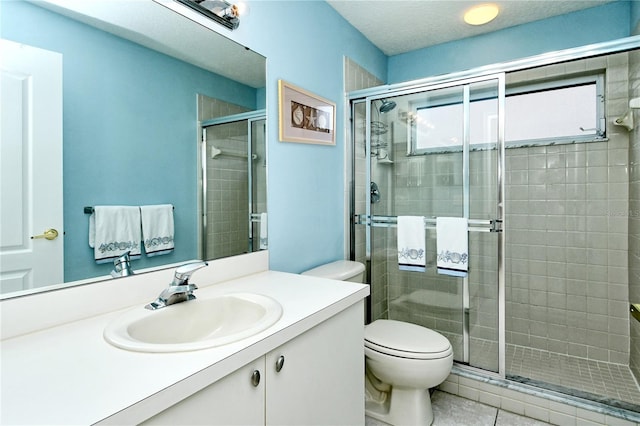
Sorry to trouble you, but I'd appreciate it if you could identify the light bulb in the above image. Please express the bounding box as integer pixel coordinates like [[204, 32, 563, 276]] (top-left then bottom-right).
[[235, 1, 249, 17], [464, 4, 499, 26]]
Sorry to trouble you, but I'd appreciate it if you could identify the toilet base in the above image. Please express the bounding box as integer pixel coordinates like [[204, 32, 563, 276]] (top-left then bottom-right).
[[365, 386, 433, 426]]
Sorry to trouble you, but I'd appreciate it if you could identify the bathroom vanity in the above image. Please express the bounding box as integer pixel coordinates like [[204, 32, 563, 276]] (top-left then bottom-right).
[[0, 252, 369, 425]]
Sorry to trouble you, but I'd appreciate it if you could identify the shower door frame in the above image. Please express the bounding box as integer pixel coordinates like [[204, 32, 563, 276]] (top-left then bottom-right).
[[353, 73, 507, 377], [200, 109, 266, 260], [349, 35, 640, 383]]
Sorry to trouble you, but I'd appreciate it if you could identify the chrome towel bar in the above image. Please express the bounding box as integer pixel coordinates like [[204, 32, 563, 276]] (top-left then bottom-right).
[[353, 214, 502, 232]]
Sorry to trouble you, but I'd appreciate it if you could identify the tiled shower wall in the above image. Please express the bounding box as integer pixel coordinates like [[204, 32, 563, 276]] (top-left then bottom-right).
[[628, 49, 640, 382], [505, 54, 631, 364], [198, 95, 250, 259], [345, 57, 386, 320]]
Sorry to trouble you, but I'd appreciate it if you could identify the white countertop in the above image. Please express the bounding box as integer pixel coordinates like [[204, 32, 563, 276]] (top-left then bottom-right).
[[0, 270, 369, 425]]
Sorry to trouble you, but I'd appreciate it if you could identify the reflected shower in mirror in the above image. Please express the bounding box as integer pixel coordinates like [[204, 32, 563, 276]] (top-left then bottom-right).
[[197, 97, 267, 260], [0, 0, 266, 298]]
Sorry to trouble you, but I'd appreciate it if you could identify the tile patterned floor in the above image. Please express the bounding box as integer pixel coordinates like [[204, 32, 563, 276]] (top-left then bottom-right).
[[506, 345, 640, 408], [365, 390, 550, 426]]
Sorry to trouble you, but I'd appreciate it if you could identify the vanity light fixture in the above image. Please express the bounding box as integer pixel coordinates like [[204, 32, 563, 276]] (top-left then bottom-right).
[[175, 0, 243, 30], [463, 3, 499, 26]]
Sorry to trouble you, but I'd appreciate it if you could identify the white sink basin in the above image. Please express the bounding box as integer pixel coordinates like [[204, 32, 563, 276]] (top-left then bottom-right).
[[104, 293, 283, 352]]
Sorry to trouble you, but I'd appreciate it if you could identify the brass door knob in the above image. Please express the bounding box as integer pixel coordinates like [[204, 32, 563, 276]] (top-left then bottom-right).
[[31, 228, 59, 240]]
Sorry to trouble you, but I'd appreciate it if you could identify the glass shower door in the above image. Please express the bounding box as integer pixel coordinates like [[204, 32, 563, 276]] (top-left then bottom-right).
[[355, 74, 505, 374]]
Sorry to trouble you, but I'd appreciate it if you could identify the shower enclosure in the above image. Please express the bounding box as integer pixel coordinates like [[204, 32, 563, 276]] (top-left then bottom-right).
[[350, 38, 640, 415], [200, 110, 267, 260]]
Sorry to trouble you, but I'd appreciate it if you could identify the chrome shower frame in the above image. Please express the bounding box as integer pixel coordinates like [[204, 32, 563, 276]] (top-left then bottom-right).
[[348, 35, 640, 382]]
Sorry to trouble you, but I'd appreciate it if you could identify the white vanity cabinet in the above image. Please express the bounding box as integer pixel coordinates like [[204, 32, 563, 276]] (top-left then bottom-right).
[[142, 357, 266, 425], [143, 301, 365, 425]]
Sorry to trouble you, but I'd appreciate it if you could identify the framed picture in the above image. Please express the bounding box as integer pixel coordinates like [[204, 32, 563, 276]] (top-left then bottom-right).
[[278, 80, 336, 145]]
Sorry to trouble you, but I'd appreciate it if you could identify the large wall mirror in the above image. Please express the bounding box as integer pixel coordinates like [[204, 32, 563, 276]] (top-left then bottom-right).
[[0, 0, 266, 298]]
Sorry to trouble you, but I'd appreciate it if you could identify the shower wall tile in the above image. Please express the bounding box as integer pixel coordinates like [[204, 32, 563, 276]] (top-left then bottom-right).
[[345, 57, 386, 320], [505, 53, 632, 365]]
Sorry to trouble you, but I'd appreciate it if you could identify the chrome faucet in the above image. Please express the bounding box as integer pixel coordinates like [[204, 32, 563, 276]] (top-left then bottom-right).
[[145, 261, 208, 310], [111, 251, 134, 278]]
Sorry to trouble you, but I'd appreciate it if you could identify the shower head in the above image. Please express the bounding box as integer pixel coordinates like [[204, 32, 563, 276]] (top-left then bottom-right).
[[379, 99, 397, 113]]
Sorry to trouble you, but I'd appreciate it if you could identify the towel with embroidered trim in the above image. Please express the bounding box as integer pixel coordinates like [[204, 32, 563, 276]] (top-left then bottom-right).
[[89, 206, 141, 264], [141, 204, 175, 257], [397, 216, 426, 272], [436, 217, 468, 277]]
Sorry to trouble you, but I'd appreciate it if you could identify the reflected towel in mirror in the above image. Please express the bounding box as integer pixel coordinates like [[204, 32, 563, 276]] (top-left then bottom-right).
[[89, 206, 142, 264], [259, 212, 268, 249], [141, 204, 175, 257]]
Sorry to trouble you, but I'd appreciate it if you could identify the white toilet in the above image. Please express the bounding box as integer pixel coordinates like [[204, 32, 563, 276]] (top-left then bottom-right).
[[364, 319, 453, 426], [301, 259, 366, 282], [302, 260, 453, 426]]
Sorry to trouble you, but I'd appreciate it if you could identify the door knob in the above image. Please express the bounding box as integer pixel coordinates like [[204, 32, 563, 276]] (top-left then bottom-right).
[[31, 228, 59, 240]]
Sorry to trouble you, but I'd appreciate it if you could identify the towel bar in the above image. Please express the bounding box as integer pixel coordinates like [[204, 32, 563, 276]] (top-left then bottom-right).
[[353, 214, 500, 232], [84, 206, 174, 214]]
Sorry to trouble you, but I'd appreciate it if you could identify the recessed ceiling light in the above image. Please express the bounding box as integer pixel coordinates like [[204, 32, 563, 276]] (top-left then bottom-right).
[[464, 3, 499, 26]]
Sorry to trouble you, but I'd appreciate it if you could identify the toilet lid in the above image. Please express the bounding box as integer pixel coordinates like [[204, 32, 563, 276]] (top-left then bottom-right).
[[365, 320, 451, 356]]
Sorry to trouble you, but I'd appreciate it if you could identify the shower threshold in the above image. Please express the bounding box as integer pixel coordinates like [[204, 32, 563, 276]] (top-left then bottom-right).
[[505, 344, 640, 410], [453, 339, 640, 422], [507, 374, 640, 414]]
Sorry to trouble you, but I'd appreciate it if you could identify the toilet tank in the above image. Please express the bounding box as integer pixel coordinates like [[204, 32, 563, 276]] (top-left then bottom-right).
[[301, 260, 366, 283]]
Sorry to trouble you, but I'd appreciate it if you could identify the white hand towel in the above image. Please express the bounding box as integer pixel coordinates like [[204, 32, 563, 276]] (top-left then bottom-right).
[[89, 206, 141, 264], [141, 204, 175, 257], [397, 216, 426, 272], [259, 212, 268, 249], [436, 217, 469, 277]]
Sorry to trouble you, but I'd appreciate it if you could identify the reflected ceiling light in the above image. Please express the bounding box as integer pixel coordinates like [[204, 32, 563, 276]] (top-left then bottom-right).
[[175, 0, 243, 30], [463, 3, 499, 26]]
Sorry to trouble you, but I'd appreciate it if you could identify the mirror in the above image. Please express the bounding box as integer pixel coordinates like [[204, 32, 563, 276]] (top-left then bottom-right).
[[0, 0, 266, 297]]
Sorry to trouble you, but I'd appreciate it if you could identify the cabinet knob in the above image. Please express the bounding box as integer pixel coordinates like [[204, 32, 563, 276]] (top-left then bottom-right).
[[275, 355, 285, 372], [251, 370, 261, 387]]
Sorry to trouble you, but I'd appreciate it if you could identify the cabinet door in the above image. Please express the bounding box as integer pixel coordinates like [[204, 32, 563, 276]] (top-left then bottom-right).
[[266, 301, 365, 426], [142, 357, 265, 425]]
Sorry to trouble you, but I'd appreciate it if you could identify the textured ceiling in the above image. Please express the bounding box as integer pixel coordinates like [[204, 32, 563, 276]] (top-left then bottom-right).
[[327, 0, 616, 56]]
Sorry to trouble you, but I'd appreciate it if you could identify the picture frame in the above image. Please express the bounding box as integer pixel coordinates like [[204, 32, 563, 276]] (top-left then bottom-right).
[[278, 80, 336, 145]]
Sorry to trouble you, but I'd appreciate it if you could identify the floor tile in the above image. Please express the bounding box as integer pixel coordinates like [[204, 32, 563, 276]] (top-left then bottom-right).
[[432, 391, 498, 425], [366, 390, 553, 426], [496, 410, 551, 426]]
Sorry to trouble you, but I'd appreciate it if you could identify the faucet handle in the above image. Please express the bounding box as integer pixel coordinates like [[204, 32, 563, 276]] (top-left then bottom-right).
[[172, 261, 208, 286], [111, 251, 133, 278]]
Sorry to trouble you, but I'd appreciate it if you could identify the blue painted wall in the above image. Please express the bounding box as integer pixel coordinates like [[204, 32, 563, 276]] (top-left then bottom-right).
[[2, 1, 258, 281], [388, 2, 632, 84], [222, 1, 388, 273], [632, 0, 640, 34]]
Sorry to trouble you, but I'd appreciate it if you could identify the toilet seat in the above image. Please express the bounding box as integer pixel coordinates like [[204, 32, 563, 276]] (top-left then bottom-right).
[[365, 319, 452, 360]]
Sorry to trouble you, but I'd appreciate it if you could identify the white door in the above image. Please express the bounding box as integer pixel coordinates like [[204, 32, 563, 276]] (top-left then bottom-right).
[[0, 39, 63, 293]]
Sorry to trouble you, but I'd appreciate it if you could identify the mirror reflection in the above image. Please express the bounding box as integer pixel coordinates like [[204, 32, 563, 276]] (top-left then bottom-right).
[[0, 0, 266, 297]]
